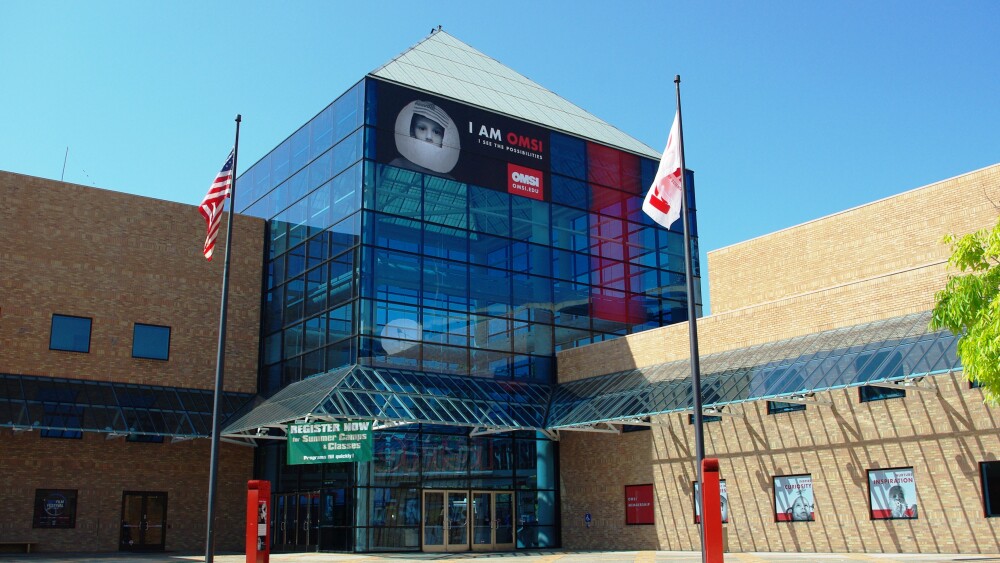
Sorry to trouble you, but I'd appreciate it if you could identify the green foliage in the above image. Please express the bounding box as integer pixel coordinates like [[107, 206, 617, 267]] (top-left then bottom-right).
[[930, 216, 1000, 405]]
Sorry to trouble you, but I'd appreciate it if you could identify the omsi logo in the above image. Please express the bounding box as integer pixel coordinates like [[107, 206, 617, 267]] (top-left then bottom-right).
[[506, 132, 543, 153], [507, 164, 544, 201]]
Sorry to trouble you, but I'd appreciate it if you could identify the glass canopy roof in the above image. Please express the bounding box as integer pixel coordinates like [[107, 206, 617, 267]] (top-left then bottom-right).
[[12, 312, 955, 442], [547, 311, 959, 429], [0, 373, 254, 438], [222, 364, 553, 440]]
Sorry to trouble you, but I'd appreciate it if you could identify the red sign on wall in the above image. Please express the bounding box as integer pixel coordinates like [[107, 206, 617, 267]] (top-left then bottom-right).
[[625, 484, 654, 525], [507, 163, 545, 201]]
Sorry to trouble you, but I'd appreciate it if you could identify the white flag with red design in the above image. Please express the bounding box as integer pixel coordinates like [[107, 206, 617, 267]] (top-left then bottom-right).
[[642, 110, 684, 229]]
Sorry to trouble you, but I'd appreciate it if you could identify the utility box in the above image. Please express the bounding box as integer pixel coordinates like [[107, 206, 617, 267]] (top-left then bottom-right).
[[246, 480, 271, 563]]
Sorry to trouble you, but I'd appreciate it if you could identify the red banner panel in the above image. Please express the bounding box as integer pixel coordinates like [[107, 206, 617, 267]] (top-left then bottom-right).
[[625, 484, 655, 525]]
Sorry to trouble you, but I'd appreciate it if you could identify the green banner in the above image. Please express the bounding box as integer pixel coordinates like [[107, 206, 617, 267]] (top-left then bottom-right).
[[286, 420, 373, 465]]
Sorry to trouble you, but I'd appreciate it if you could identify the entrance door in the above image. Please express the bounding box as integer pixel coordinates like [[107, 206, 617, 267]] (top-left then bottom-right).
[[273, 491, 319, 551], [471, 491, 515, 551], [422, 490, 469, 552], [120, 492, 167, 552]]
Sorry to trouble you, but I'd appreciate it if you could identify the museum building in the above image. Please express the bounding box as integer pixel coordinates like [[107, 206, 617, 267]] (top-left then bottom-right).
[[1, 28, 998, 557]]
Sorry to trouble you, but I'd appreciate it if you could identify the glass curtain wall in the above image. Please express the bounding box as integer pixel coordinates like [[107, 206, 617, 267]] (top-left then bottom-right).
[[237, 76, 699, 552]]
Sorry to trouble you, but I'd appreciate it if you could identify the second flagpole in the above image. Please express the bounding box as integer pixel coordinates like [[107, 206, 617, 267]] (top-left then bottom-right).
[[674, 75, 707, 562]]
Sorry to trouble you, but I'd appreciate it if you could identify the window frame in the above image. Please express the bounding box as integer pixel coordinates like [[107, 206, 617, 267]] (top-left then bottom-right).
[[982, 461, 1000, 518], [132, 323, 171, 361], [49, 314, 92, 353], [767, 401, 807, 415], [859, 385, 906, 403]]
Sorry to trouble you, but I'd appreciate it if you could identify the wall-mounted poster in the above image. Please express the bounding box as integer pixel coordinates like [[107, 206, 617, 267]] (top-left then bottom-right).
[[33, 489, 78, 528], [693, 480, 728, 524], [625, 484, 654, 525], [774, 474, 814, 521], [868, 467, 918, 519]]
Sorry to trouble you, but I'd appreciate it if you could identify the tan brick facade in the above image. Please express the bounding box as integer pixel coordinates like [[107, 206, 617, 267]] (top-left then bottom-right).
[[0, 172, 264, 552], [557, 163, 1000, 553]]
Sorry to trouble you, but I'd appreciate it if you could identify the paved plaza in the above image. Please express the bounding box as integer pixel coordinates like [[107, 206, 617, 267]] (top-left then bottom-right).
[[1, 550, 999, 563]]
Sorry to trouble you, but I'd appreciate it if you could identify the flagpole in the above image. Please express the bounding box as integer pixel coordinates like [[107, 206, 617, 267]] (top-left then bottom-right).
[[673, 75, 707, 561], [205, 114, 241, 563]]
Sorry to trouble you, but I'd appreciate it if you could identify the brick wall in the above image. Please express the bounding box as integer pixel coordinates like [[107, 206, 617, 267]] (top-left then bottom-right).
[[557, 163, 1000, 553], [0, 172, 264, 553], [0, 171, 263, 391], [0, 431, 252, 552]]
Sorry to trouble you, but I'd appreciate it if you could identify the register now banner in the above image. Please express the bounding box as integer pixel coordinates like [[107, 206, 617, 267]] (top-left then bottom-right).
[[287, 421, 374, 465]]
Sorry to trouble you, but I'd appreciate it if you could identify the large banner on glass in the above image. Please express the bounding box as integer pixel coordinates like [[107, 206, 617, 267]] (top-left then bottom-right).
[[868, 467, 918, 519], [374, 80, 551, 201], [287, 421, 373, 465], [693, 480, 728, 524], [774, 474, 814, 521]]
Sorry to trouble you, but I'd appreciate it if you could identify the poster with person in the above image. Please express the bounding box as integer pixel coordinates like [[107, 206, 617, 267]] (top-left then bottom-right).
[[693, 480, 728, 524], [774, 475, 815, 521], [869, 467, 918, 519]]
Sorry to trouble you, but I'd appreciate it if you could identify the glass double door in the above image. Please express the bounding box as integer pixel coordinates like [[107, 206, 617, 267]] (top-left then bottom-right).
[[423, 490, 514, 552], [273, 491, 319, 551], [120, 492, 167, 552]]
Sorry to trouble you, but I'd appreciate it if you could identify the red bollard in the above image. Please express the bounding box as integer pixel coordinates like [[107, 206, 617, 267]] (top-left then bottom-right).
[[701, 459, 724, 563], [246, 480, 271, 563]]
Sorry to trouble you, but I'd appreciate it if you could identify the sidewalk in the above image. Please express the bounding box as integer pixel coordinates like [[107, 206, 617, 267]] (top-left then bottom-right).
[[2, 551, 1000, 563]]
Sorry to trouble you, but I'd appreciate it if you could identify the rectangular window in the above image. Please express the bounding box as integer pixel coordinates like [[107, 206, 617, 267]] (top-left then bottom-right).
[[132, 324, 170, 360], [126, 434, 164, 444], [688, 414, 722, 424], [983, 461, 1000, 517], [50, 314, 91, 353], [859, 385, 906, 403], [767, 401, 806, 414]]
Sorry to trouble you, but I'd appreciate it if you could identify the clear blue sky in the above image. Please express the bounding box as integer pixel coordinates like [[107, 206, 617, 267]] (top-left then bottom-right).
[[3, 1, 998, 313]]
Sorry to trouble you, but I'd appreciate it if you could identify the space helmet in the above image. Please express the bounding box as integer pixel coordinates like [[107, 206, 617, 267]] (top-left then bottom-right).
[[394, 100, 461, 174]]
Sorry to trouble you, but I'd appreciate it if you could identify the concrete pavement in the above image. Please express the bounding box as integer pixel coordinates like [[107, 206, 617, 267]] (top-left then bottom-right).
[[2, 550, 1000, 563]]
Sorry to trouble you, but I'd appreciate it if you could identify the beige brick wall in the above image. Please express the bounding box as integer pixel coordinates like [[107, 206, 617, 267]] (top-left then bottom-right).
[[0, 172, 264, 553], [0, 171, 263, 392], [560, 375, 999, 553], [709, 164, 1000, 315], [557, 163, 1000, 553]]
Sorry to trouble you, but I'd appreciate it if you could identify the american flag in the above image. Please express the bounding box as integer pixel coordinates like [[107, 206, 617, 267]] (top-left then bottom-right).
[[200, 150, 235, 260]]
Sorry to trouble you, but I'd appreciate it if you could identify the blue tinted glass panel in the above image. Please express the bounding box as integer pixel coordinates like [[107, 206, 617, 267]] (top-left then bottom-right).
[[423, 258, 469, 312], [468, 232, 511, 270], [469, 266, 511, 317], [333, 81, 363, 141], [132, 324, 170, 360], [374, 166, 422, 218], [423, 176, 467, 228], [550, 204, 590, 252], [549, 133, 586, 180], [767, 401, 806, 414], [859, 386, 905, 402], [50, 315, 91, 353], [511, 198, 549, 245], [424, 225, 468, 262], [550, 175, 589, 210], [469, 186, 509, 234]]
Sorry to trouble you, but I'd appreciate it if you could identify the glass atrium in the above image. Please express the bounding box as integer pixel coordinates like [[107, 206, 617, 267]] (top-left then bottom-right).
[[233, 76, 698, 552]]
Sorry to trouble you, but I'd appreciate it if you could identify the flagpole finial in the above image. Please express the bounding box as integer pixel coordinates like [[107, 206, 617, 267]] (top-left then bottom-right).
[[235, 114, 242, 123], [675, 75, 681, 84]]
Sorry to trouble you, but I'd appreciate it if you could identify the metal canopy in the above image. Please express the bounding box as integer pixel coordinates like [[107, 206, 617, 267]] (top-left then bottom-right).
[[222, 364, 552, 442], [547, 311, 960, 430], [0, 373, 254, 439]]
